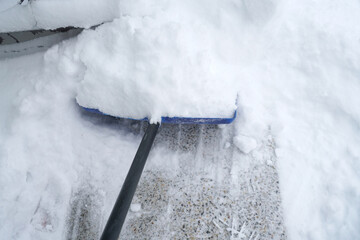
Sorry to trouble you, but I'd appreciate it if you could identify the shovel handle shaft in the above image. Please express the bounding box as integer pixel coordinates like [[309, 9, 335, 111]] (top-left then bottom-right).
[[100, 123, 159, 240]]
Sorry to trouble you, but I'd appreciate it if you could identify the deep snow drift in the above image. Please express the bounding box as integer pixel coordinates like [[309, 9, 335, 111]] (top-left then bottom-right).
[[1, 0, 360, 239]]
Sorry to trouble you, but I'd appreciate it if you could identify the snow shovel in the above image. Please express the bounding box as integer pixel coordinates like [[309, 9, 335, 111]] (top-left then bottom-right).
[[80, 107, 236, 240]]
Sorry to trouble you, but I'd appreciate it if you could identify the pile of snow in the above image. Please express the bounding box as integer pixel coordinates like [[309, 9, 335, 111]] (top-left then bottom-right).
[[1, 0, 360, 239], [75, 4, 238, 122], [0, 51, 139, 239], [0, 0, 119, 32], [231, 0, 360, 238]]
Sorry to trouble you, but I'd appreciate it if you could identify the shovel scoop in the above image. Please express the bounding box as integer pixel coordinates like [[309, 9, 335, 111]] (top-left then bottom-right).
[[75, 16, 238, 240]]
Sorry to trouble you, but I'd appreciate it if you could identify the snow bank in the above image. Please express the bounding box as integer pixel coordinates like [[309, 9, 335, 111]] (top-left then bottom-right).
[[0, 0, 17, 13], [0, 45, 139, 239], [0, 54, 42, 147], [0, 0, 119, 32], [32, 0, 119, 29], [0, 3, 35, 32], [231, 0, 360, 239], [1, 0, 360, 239]]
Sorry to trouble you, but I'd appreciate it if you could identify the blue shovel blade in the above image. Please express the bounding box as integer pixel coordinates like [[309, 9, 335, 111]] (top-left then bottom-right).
[[82, 107, 236, 124]]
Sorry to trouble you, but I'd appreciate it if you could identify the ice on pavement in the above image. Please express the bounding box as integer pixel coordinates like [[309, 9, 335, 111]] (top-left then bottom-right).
[[1, 0, 360, 239]]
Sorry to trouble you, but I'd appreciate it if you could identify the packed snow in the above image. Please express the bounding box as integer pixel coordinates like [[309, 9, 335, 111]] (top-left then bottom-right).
[[1, 0, 360, 239], [233, 135, 257, 154]]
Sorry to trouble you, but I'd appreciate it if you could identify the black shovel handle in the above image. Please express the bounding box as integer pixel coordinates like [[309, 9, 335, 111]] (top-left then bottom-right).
[[100, 123, 160, 240]]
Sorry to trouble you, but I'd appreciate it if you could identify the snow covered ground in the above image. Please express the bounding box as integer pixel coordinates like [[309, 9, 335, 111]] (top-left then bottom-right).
[[1, 0, 360, 239], [0, 0, 119, 32]]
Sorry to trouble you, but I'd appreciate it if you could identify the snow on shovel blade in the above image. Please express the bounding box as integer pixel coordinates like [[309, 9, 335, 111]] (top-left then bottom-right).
[[81, 107, 237, 125]]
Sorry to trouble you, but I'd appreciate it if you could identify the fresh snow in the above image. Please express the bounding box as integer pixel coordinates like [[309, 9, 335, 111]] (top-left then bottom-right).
[[75, 13, 238, 122], [233, 135, 257, 154], [1, 0, 360, 239]]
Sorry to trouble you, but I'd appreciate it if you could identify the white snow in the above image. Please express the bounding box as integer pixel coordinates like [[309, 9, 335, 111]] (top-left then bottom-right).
[[0, 0, 119, 32], [74, 12, 238, 122], [0, 3, 35, 32], [233, 135, 257, 154], [0, 47, 139, 239], [1, 0, 360, 239], [0, 0, 19, 13], [130, 203, 141, 213]]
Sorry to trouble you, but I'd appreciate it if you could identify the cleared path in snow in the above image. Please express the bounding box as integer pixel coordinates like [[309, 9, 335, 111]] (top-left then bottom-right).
[[65, 115, 286, 240]]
